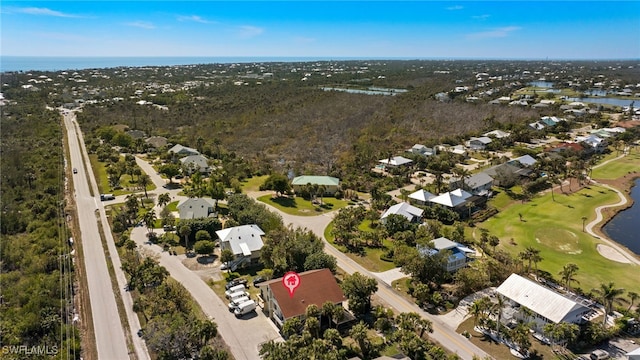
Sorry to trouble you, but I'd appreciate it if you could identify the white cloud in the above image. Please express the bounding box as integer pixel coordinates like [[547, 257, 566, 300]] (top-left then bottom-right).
[[237, 25, 264, 38], [177, 15, 215, 24], [467, 26, 521, 39], [125, 21, 155, 30], [16, 7, 81, 18], [446, 5, 464, 10], [472, 14, 491, 20]]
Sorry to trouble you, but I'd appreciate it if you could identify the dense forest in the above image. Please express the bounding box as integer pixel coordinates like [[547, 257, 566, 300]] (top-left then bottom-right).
[[1, 88, 80, 358]]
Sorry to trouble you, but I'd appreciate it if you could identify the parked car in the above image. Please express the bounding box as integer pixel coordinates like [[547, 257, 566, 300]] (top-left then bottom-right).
[[225, 278, 248, 290], [224, 284, 246, 298], [228, 296, 250, 311], [100, 194, 115, 201], [227, 291, 249, 302], [234, 300, 257, 317], [252, 276, 266, 287], [590, 350, 609, 360]]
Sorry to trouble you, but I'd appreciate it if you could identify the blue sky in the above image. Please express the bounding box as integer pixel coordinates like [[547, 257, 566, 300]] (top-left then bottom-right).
[[2, 1, 639, 59]]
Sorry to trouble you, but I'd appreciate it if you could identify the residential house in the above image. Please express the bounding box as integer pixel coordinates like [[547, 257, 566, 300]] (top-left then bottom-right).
[[417, 237, 475, 272], [449, 172, 494, 196], [529, 121, 546, 131], [577, 134, 608, 153], [496, 274, 591, 331], [548, 142, 585, 155], [408, 189, 436, 205], [510, 154, 537, 168], [540, 116, 564, 127], [168, 144, 200, 156], [179, 154, 210, 174], [436, 144, 467, 157], [483, 162, 532, 187], [483, 130, 511, 139], [408, 144, 437, 157], [378, 156, 413, 168], [145, 136, 168, 148], [381, 202, 424, 223], [260, 268, 349, 330], [466, 137, 492, 150], [177, 197, 216, 219], [429, 188, 473, 209], [291, 176, 340, 195], [216, 224, 265, 264]]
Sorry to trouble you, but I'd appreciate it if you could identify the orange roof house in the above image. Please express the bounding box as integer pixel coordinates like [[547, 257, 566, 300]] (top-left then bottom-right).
[[259, 268, 347, 329]]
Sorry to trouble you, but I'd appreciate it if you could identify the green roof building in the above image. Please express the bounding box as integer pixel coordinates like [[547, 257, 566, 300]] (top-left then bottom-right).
[[291, 176, 340, 195]]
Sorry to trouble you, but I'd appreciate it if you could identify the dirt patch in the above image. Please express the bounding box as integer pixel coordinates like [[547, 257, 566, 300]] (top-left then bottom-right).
[[182, 256, 220, 271], [534, 228, 582, 254], [597, 244, 632, 264]]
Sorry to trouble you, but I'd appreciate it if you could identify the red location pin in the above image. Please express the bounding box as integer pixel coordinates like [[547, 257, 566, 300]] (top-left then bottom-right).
[[282, 271, 301, 298]]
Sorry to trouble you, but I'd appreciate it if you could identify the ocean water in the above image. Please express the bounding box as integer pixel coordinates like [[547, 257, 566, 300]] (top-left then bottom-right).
[[0, 56, 384, 72]]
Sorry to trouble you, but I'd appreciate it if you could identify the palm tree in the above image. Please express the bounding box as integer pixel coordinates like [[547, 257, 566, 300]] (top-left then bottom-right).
[[593, 282, 626, 326], [157, 193, 171, 209], [492, 295, 506, 339], [519, 246, 541, 274], [468, 299, 485, 328], [142, 210, 157, 236], [178, 224, 191, 250], [453, 166, 472, 191], [138, 174, 151, 198], [559, 263, 580, 290], [628, 291, 639, 311], [349, 322, 370, 359]]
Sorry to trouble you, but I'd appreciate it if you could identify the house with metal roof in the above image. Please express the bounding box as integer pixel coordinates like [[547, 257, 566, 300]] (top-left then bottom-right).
[[408, 144, 437, 157], [417, 237, 475, 272], [291, 175, 340, 195], [466, 136, 493, 150], [378, 156, 413, 168], [168, 144, 199, 156], [496, 274, 591, 331], [408, 189, 436, 205], [179, 154, 210, 174], [429, 188, 473, 208], [216, 224, 265, 263], [177, 197, 216, 219], [449, 172, 494, 196], [380, 202, 424, 223]]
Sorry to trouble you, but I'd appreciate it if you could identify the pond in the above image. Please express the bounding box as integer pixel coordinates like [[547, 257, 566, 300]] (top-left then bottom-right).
[[565, 97, 636, 107], [603, 179, 640, 255], [528, 81, 555, 88]]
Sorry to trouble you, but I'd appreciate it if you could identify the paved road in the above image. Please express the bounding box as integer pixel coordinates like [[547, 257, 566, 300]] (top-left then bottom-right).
[[250, 196, 490, 360], [64, 110, 149, 360], [129, 227, 282, 360]]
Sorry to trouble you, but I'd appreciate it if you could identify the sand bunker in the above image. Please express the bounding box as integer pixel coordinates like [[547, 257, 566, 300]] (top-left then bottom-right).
[[597, 244, 632, 264]]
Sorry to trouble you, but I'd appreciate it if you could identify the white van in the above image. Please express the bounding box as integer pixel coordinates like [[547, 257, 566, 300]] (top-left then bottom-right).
[[228, 296, 250, 311], [234, 300, 256, 317], [225, 284, 246, 298], [227, 291, 248, 302]]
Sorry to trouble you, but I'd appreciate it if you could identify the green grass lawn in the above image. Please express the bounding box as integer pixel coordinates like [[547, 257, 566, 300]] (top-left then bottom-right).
[[324, 222, 397, 273], [89, 154, 156, 196], [591, 152, 640, 180], [480, 183, 640, 294], [166, 201, 179, 212], [240, 175, 269, 192], [257, 194, 349, 216]]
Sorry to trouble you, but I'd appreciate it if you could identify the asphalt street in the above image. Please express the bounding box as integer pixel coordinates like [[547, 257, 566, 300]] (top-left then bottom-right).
[[64, 110, 149, 360]]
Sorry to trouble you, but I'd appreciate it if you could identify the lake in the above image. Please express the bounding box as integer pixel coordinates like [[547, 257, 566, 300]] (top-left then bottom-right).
[[528, 81, 555, 88], [566, 97, 636, 107], [603, 178, 640, 255]]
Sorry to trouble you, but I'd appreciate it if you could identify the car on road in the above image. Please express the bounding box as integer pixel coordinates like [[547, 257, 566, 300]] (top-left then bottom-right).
[[100, 194, 115, 201], [73, 168, 78, 174]]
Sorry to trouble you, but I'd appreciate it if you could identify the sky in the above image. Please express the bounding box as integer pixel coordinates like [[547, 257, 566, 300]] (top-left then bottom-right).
[[1, 1, 639, 59]]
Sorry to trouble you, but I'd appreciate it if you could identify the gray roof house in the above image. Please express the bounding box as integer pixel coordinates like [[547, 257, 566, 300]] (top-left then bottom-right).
[[180, 154, 210, 174], [408, 144, 437, 157], [449, 172, 494, 195], [177, 198, 216, 219], [466, 137, 493, 150], [417, 237, 475, 272], [496, 274, 591, 331], [381, 202, 424, 223], [169, 144, 200, 156], [216, 224, 265, 261], [145, 136, 168, 148], [483, 130, 511, 139]]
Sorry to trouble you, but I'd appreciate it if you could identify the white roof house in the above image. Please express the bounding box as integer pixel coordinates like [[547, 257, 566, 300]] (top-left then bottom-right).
[[483, 130, 511, 139], [496, 274, 590, 324], [627, 346, 640, 360], [216, 225, 265, 258], [429, 188, 473, 208], [408, 144, 437, 156], [379, 156, 413, 167], [408, 189, 436, 204], [381, 202, 424, 223]]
